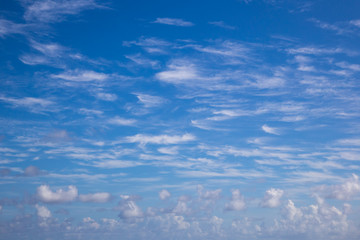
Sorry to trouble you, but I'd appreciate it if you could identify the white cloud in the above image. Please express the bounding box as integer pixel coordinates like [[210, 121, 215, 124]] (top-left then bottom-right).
[[135, 93, 165, 107], [126, 133, 195, 145], [282, 199, 303, 221], [173, 199, 190, 214], [35, 204, 51, 219], [0, 19, 26, 37], [90, 160, 141, 169], [197, 185, 222, 200], [225, 189, 246, 211], [96, 92, 117, 101], [37, 185, 78, 203], [260, 188, 284, 208], [82, 217, 100, 229], [108, 117, 136, 126], [51, 70, 108, 82], [118, 200, 143, 220], [79, 192, 111, 203], [262, 124, 280, 135], [317, 174, 360, 200], [337, 138, 360, 146], [0, 96, 56, 113], [153, 18, 194, 27], [156, 62, 200, 85], [157, 146, 179, 155], [350, 19, 360, 27], [159, 189, 171, 200], [24, 0, 102, 23], [209, 21, 236, 30]]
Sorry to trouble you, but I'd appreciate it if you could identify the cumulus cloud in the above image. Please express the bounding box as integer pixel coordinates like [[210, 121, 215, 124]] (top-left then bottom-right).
[[260, 188, 284, 208], [261, 124, 280, 135], [159, 189, 171, 200], [125, 133, 195, 145], [225, 189, 246, 211], [273, 198, 351, 238], [118, 198, 143, 221], [35, 204, 51, 218], [37, 185, 78, 203], [153, 18, 194, 27], [79, 192, 111, 203], [197, 185, 222, 200], [317, 174, 360, 200]]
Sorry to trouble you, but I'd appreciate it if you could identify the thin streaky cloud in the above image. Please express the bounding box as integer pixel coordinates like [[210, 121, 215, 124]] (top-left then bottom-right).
[[153, 17, 194, 27]]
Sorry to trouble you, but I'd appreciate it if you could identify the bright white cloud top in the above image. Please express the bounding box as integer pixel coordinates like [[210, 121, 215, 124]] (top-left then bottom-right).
[[0, 0, 360, 239]]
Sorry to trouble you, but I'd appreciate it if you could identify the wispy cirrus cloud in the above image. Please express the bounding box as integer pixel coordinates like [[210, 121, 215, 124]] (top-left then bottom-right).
[[0, 96, 56, 113], [261, 124, 280, 135], [153, 17, 194, 27], [125, 133, 196, 145], [51, 69, 109, 82], [108, 117, 137, 126], [23, 0, 103, 23], [0, 19, 27, 38], [209, 21, 236, 30]]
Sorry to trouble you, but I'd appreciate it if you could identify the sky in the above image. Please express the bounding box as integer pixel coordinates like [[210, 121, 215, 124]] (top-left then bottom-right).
[[0, 0, 360, 239]]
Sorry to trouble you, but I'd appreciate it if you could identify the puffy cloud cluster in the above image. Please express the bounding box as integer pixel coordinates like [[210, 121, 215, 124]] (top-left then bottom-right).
[[317, 174, 360, 200], [37, 185, 111, 203], [260, 188, 284, 208], [37, 185, 78, 203], [268, 198, 353, 239], [35, 204, 51, 219], [159, 189, 171, 200], [117, 195, 143, 221], [225, 189, 246, 211]]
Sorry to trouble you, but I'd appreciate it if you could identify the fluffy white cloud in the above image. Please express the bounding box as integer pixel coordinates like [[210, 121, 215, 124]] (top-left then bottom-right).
[[126, 133, 195, 145], [225, 189, 246, 211], [317, 174, 360, 200], [272, 198, 351, 238], [159, 189, 171, 200], [118, 197, 143, 220], [37, 185, 78, 203], [260, 188, 284, 208], [79, 192, 111, 203], [197, 185, 222, 200], [153, 18, 194, 27], [35, 204, 51, 219]]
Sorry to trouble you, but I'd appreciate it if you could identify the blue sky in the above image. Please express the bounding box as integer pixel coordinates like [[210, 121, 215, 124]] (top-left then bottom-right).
[[0, 0, 360, 239]]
